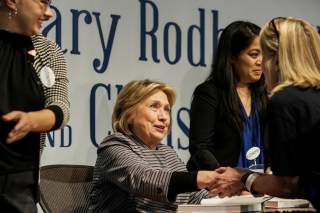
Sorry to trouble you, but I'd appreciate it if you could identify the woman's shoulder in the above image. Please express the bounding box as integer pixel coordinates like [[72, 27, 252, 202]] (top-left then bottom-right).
[[31, 34, 57, 51], [194, 80, 218, 93], [192, 80, 220, 103], [269, 85, 320, 110], [271, 86, 308, 104], [99, 132, 132, 149]]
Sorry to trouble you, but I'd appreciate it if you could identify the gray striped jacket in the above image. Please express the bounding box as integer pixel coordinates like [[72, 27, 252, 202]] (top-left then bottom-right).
[[89, 132, 208, 213]]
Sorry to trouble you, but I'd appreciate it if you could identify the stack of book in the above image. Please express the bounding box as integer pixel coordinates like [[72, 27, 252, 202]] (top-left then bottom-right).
[[177, 195, 313, 213], [264, 197, 311, 209], [178, 194, 269, 212]]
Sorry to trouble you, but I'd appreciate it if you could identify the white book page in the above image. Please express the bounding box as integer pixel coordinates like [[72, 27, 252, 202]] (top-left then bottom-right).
[[200, 194, 271, 206]]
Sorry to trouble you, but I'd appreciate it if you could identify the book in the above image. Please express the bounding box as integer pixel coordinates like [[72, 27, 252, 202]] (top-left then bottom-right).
[[200, 194, 270, 206], [178, 204, 244, 212], [177, 195, 270, 212], [264, 197, 311, 209]]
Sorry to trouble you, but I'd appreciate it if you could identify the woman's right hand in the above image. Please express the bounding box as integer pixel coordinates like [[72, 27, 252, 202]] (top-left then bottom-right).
[[197, 167, 245, 197], [197, 171, 219, 190], [208, 167, 245, 197]]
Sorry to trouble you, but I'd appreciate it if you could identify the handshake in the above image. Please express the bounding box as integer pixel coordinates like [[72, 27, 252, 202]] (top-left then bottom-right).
[[197, 167, 249, 197]]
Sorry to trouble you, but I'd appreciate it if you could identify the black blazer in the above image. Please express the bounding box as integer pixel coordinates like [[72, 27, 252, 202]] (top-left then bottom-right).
[[187, 80, 243, 170]]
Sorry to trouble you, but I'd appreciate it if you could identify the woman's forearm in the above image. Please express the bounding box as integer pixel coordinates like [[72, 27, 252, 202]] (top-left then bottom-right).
[[252, 174, 300, 198]]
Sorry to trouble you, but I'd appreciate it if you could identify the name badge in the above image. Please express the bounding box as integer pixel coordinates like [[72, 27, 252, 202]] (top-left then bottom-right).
[[39, 66, 55, 87], [246, 147, 261, 161]]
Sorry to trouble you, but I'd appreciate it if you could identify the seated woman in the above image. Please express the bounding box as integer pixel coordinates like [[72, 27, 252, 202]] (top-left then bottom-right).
[[89, 79, 242, 213]]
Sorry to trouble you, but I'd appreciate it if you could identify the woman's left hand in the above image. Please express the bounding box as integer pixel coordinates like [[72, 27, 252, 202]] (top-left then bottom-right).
[[2, 111, 35, 144]]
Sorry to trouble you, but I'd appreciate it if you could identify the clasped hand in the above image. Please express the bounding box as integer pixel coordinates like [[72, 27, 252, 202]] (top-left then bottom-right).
[[197, 167, 245, 198]]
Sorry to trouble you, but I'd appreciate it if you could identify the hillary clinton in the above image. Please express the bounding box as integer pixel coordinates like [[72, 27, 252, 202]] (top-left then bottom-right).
[[89, 80, 241, 213]]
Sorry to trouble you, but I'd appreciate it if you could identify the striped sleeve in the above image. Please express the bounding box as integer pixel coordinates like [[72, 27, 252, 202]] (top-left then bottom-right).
[[187, 190, 209, 204], [32, 35, 70, 129], [98, 142, 173, 203]]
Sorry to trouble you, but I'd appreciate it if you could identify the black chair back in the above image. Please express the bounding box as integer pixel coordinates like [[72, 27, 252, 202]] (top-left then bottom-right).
[[39, 165, 94, 213]]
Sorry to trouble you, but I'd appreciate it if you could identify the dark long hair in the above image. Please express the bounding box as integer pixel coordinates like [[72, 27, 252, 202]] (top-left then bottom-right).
[[207, 21, 268, 132]]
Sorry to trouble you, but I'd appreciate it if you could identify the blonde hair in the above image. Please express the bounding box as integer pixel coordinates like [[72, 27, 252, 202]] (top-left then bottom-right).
[[260, 17, 320, 96], [112, 79, 176, 135]]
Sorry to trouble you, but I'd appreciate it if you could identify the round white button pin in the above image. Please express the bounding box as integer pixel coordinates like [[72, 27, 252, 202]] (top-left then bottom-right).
[[246, 147, 261, 161], [39, 66, 55, 87]]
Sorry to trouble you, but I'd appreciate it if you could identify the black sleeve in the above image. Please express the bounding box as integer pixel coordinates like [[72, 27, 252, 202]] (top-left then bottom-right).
[[187, 82, 220, 171], [167, 171, 198, 202], [46, 105, 63, 130]]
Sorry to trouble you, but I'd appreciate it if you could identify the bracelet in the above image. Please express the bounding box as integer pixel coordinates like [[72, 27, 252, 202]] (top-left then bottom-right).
[[245, 173, 260, 193], [240, 171, 261, 193], [240, 171, 254, 191]]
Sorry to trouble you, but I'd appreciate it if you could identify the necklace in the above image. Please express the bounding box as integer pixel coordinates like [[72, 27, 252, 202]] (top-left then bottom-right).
[[237, 88, 252, 116]]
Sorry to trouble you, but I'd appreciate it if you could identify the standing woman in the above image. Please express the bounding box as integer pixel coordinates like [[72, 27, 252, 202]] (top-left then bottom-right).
[[215, 17, 320, 212], [239, 17, 320, 211], [0, 0, 69, 212], [187, 21, 268, 170]]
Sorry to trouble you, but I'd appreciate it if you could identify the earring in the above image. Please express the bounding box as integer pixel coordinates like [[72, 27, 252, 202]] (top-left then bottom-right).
[[8, 9, 17, 20]]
